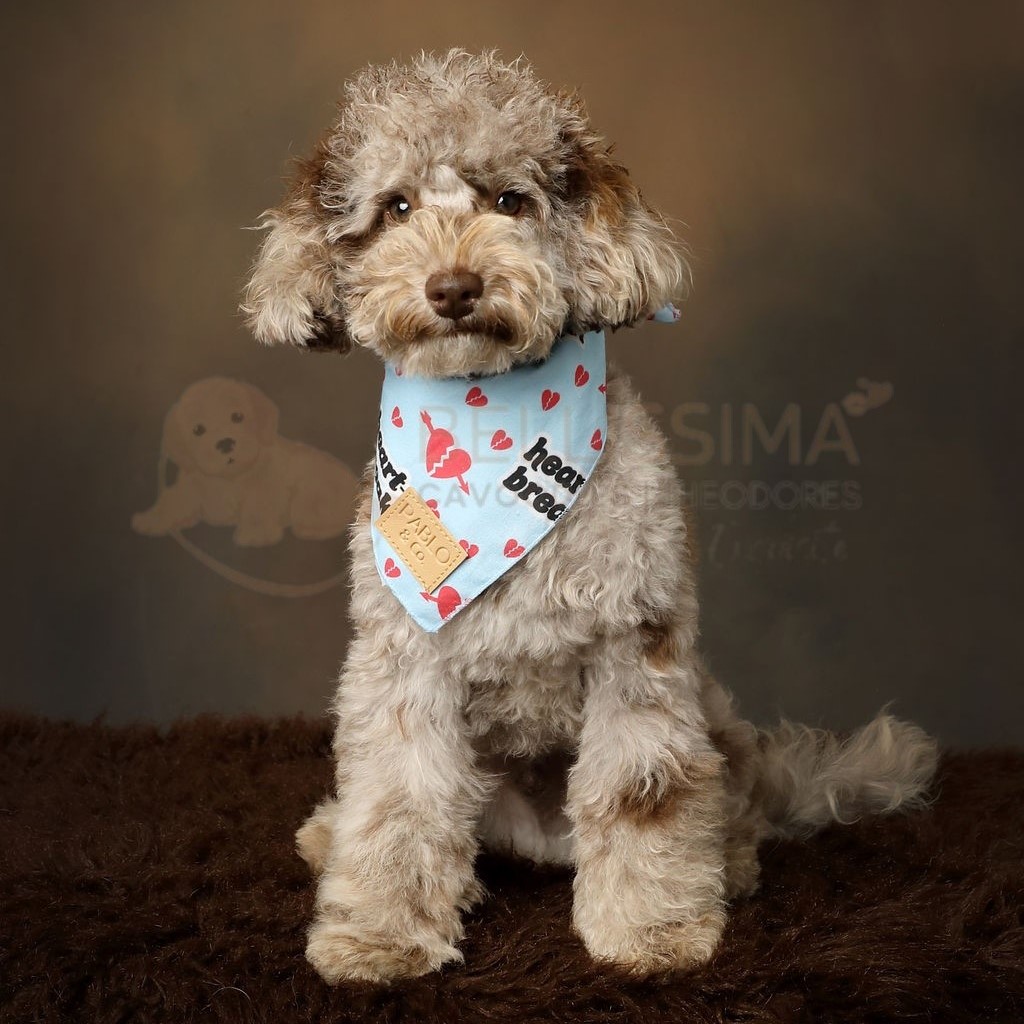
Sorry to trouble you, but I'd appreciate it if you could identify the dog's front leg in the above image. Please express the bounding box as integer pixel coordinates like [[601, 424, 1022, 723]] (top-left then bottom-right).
[[130, 477, 202, 535], [306, 633, 485, 984], [567, 624, 729, 974]]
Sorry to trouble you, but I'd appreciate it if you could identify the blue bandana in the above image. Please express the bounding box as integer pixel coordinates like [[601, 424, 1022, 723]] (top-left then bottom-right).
[[371, 307, 678, 631]]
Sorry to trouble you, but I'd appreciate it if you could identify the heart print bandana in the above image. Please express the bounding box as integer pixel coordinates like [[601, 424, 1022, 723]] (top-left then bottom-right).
[[371, 307, 679, 630]]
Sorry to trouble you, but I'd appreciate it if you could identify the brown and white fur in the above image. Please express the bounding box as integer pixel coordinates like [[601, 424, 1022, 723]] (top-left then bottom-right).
[[243, 50, 938, 984]]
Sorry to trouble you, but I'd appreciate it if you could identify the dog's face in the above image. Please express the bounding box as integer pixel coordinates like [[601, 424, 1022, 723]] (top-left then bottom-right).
[[243, 50, 685, 378], [163, 378, 279, 478]]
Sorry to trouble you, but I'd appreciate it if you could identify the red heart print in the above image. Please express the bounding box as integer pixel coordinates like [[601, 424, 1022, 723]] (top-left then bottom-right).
[[598, 383, 607, 394], [590, 429, 603, 451], [490, 429, 513, 451], [436, 587, 461, 619], [541, 389, 560, 411], [425, 499, 440, 518], [465, 386, 488, 407], [391, 406, 403, 428], [421, 412, 472, 495], [384, 558, 400, 578], [504, 539, 525, 558], [459, 540, 479, 558], [422, 586, 462, 620], [574, 364, 590, 387]]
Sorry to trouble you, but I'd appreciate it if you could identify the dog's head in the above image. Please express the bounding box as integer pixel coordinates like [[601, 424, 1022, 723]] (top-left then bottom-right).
[[243, 50, 686, 378], [162, 377, 279, 479]]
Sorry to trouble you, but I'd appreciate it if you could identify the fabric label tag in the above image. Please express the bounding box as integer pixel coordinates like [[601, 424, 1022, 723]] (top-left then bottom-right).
[[375, 486, 467, 592]]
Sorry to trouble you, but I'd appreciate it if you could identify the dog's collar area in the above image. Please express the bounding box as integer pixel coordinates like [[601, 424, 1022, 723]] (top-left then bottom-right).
[[393, 305, 679, 383], [393, 322, 575, 383], [368, 306, 677, 630], [371, 326, 610, 630], [464, 353, 549, 382]]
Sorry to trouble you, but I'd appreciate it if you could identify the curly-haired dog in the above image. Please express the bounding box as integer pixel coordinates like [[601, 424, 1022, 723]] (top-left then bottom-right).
[[243, 50, 938, 983], [132, 377, 357, 546]]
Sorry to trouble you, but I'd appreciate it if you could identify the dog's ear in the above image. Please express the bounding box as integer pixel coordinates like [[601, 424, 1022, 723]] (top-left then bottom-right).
[[244, 383, 281, 444], [242, 144, 352, 353], [160, 401, 198, 474], [562, 127, 687, 331]]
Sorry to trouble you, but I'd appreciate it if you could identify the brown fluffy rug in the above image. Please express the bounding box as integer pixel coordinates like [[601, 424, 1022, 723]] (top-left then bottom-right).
[[2, 715, 1023, 1023]]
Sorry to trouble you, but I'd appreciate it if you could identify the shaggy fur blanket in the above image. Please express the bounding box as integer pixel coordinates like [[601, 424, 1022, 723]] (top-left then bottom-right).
[[2, 715, 1023, 1023]]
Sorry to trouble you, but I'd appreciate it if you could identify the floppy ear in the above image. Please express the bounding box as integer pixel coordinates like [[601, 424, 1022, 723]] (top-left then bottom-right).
[[562, 129, 687, 331], [242, 144, 352, 353], [243, 383, 281, 444], [160, 401, 197, 474]]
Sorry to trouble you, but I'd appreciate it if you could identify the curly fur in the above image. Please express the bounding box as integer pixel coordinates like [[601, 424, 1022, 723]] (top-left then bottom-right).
[[242, 49, 939, 984]]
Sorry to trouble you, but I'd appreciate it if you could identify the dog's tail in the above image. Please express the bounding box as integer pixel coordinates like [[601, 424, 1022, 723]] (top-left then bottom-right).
[[753, 711, 939, 838]]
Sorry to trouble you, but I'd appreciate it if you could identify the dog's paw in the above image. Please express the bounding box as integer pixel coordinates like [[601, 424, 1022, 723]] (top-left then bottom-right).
[[131, 509, 172, 536], [723, 842, 762, 900], [306, 917, 462, 984], [296, 801, 339, 876], [578, 906, 726, 976], [232, 521, 285, 547]]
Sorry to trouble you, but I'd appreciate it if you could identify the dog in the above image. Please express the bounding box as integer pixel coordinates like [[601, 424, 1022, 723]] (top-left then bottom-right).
[[242, 50, 938, 983], [132, 376, 357, 546]]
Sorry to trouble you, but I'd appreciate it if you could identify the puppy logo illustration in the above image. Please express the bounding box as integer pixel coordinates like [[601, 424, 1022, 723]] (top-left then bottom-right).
[[421, 411, 471, 495], [132, 377, 358, 597]]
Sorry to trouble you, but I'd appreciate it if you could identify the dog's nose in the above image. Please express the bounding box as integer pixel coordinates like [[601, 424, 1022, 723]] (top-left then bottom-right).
[[425, 271, 483, 321], [216, 437, 236, 454]]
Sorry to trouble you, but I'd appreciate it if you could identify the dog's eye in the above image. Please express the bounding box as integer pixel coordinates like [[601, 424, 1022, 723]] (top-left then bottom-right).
[[386, 196, 412, 222], [193, 424, 206, 437], [231, 412, 244, 423], [495, 191, 525, 216]]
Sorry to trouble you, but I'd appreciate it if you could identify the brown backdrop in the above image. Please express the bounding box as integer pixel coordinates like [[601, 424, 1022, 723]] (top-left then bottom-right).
[[3, 1, 1022, 743]]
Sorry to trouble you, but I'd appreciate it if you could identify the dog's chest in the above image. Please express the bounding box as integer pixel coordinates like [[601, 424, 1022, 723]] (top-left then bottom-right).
[[464, 653, 585, 754], [452, 500, 634, 754], [198, 477, 243, 523]]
